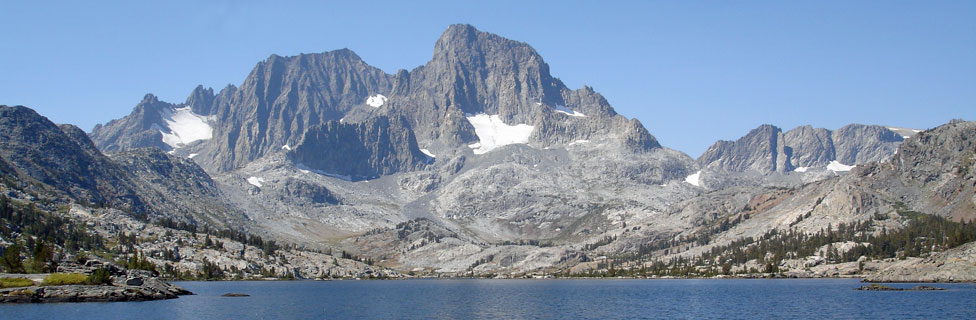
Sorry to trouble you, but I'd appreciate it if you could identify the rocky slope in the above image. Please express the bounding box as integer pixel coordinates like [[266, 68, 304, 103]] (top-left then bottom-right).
[[865, 240, 976, 282]]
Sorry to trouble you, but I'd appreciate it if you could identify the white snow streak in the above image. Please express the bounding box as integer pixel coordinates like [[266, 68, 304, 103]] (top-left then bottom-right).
[[281, 145, 292, 151], [465, 114, 534, 155], [554, 105, 585, 117], [366, 94, 388, 108], [419, 148, 436, 158], [188, 153, 198, 159], [793, 167, 809, 173], [295, 163, 353, 181], [159, 107, 213, 149]]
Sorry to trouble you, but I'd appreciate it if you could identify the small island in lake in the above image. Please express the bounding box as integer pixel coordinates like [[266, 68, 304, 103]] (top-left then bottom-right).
[[1, 257, 191, 303]]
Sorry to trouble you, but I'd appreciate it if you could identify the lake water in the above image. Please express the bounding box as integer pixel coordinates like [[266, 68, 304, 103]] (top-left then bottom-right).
[[2, 279, 974, 319]]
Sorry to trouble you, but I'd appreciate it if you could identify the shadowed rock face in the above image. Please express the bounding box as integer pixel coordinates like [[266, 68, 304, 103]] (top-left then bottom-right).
[[290, 115, 431, 179], [0, 105, 145, 211]]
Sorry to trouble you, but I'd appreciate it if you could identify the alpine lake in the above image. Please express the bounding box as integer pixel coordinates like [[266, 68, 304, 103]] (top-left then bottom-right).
[[2, 278, 974, 319]]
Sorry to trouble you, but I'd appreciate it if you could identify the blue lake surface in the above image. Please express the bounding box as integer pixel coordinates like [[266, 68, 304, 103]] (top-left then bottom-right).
[[1, 279, 974, 319]]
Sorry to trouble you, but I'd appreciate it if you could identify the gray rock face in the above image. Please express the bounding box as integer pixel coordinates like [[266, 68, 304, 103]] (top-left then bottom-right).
[[200, 49, 395, 171], [832, 124, 903, 165], [699, 124, 791, 173], [784, 125, 835, 167], [90, 94, 175, 152], [696, 123, 909, 189], [290, 116, 430, 179]]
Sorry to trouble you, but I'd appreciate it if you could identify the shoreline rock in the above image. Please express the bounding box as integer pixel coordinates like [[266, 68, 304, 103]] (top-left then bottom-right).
[[855, 284, 946, 291]]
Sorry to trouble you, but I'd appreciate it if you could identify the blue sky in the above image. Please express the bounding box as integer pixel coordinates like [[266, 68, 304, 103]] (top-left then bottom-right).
[[1, 1, 973, 157]]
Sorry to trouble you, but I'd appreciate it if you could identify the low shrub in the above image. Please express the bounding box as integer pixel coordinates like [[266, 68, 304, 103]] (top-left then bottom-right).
[[0, 277, 36, 288]]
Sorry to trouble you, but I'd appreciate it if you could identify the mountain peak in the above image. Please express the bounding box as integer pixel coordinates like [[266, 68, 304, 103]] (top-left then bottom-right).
[[432, 24, 539, 61]]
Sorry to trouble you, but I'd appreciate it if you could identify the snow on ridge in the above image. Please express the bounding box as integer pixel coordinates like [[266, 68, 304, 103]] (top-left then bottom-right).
[[188, 153, 198, 159], [684, 170, 702, 187], [554, 105, 585, 117], [281, 145, 292, 151], [246, 176, 265, 188], [793, 166, 809, 173], [419, 148, 436, 158], [465, 114, 534, 155], [159, 107, 213, 149], [366, 94, 388, 108], [568, 139, 590, 146], [827, 160, 855, 172]]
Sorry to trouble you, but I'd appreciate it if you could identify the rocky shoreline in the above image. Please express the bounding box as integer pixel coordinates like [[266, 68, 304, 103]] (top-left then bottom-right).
[[0, 280, 191, 303]]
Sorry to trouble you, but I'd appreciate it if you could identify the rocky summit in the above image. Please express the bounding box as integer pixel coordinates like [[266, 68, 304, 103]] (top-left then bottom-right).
[[2, 24, 973, 282]]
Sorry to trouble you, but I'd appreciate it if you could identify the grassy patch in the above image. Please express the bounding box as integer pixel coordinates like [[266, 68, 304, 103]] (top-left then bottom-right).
[[42, 273, 88, 286], [0, 277, 36, 288]]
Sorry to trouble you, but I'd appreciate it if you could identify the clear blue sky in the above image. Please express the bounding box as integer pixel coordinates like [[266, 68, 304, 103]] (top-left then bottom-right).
[[2, 1, 973, 157]]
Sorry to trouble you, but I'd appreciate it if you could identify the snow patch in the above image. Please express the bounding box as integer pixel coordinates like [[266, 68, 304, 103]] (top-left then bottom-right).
[[188, 153, 198, 159], [366, 94, 388, 108], [465, 114, 534, 155], [684, 171, 702, 187], [246, 176, 265, 188], [554, 105, 585, 117], [158, 107, 213, 149], [912, 129, 922, 133], [793, 166, 809, 173], [281, 145, 292, 151], [419, 148, 435, 158], [827, 161, 855, 172]]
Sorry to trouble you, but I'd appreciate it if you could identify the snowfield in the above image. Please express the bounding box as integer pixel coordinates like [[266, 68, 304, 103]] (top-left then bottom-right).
[[465, 114, 534, 155], [158, 107, 213, 149], [826, 160, 855, 172], [246, 176, 265, 188], [684, 171, 702, 187]]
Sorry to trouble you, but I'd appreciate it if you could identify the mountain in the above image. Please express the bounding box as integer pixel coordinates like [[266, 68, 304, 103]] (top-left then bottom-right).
[[693, 123, 911, 189], [81, 24, 968, 277], [86, 24, 695, 268], [1, 105, 240, 226]]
